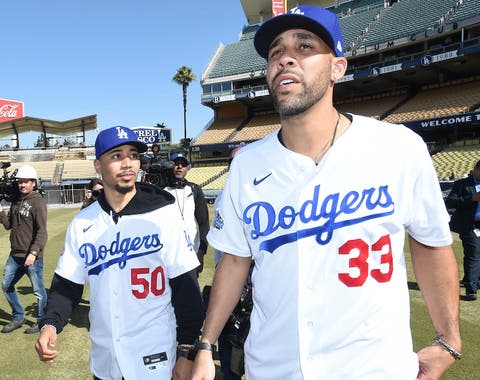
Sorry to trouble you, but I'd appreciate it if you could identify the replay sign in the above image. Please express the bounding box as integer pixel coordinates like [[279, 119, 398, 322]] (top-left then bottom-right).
[[131, 126, 171, 145]]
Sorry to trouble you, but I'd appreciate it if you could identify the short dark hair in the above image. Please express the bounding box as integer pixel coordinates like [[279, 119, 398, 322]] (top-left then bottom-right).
[[88, 177, 103, 190]]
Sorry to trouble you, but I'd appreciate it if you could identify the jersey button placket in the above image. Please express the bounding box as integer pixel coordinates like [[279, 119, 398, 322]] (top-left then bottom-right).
[[297, 209, 314, 375], [111, 284, 120, 342]]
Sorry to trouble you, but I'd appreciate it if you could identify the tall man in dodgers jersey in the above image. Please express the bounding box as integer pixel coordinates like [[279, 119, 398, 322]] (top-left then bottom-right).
[[35, 126, 204, 380], [192, 6, 461, 380]]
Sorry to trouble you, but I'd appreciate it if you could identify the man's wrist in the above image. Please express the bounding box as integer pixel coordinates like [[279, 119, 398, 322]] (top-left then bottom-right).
[[433, 335, 462, 360], [177, 344, 195, 361], [29, 250, 38, 257], [194, 340, 217, 353], [40, 324, 57, 334]]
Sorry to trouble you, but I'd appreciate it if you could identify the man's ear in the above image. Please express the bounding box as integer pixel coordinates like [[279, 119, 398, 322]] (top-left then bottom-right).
[[94, 159, 101, 176], [331, 57, 348, 82]]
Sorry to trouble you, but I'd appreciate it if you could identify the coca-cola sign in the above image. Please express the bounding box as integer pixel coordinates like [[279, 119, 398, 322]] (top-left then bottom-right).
[[0, 98, 24, 122]]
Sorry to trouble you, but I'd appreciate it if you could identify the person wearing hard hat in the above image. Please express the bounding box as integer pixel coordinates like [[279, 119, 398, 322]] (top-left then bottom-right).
[[0, 165, 48, 334]]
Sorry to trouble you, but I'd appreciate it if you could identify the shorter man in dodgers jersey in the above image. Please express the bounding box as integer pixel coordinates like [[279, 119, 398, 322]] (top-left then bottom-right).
[[35, 126, 204, 380], [192, 5, 461, 380]]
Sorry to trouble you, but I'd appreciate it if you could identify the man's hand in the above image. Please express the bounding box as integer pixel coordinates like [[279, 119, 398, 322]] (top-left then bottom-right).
[[191, 349, 216, 380], [417, 344, 457, 380], [35, 325, 59, 363], [24, 253, 36, 267], [172, 357, 194, 380]]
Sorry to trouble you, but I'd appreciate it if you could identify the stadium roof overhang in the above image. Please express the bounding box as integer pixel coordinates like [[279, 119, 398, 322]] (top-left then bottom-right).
[[0, 114, 97, 147]]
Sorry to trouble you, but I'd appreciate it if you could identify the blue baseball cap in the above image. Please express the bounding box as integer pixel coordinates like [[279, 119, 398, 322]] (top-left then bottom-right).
[[171, 153, 190, 165], [95, 126, 147, 159], [254, 5, 344, 59]]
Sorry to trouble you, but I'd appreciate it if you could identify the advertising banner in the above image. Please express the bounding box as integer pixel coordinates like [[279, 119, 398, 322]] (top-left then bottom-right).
[[131, 126, 171, 145], [0, 98, 24, 122], [272, 0, 286, 16]]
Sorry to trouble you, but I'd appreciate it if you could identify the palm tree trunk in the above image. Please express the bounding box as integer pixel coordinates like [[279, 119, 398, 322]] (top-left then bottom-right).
[[183, 83, 187, 142]]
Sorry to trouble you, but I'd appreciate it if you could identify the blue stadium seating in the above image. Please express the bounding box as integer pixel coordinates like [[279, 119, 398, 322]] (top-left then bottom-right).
[[361, 0, 459, 47], [448, 0, 480, 23]]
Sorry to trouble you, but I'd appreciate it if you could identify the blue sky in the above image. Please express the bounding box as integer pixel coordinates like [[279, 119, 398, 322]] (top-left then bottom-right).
[[2, 0, 248, 147]]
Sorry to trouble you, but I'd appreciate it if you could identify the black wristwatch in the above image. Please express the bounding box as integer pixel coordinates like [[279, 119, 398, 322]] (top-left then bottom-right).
[[194, 340, 217, 354], [30, 250, 38, 257]]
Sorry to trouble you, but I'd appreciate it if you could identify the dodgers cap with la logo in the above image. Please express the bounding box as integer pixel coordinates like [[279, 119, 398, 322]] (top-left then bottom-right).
[[254, 5, 345, 59], [95, 126, 148, 159]]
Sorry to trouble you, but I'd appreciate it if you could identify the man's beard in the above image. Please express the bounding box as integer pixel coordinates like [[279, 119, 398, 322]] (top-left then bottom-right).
[[270, 71, 330, 117], [114, 184, 135, 194], [272, 88, 317, 116]]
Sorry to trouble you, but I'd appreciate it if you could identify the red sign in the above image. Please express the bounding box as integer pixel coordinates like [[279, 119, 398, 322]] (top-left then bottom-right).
[[0, 98, 24, 122], [272, 0, 286, 17]]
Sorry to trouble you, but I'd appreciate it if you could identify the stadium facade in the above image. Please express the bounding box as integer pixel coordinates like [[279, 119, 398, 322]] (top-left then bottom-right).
[[192, 0, 480, 186]]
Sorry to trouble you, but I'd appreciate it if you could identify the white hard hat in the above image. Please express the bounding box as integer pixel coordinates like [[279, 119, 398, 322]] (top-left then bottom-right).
[[16, 165, 38, 181]]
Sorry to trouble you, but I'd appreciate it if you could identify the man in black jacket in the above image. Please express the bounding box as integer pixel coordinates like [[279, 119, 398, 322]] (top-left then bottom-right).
[[35, 126, 204, 380], [164, 153, 209, 274], [446, 160, 480, 301]]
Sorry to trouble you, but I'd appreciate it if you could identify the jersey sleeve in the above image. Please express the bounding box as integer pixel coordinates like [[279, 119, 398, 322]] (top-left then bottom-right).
[[207, 159, 252, 257], [55, 218, 88, 285], [403, 132, 452, 247]]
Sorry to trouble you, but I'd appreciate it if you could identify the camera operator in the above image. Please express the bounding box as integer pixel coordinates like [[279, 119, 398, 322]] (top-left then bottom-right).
[[0, 165, 48, 334], [164, 153, 209, 274]]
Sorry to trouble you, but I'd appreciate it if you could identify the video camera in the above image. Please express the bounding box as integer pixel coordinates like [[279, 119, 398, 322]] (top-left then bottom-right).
[[222, 281, 253, 348], [140, 154, 174, 188], [0, 162, 19, 202]]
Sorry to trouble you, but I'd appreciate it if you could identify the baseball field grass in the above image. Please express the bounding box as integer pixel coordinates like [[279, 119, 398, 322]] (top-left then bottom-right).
[[0, 206, 478, 379]]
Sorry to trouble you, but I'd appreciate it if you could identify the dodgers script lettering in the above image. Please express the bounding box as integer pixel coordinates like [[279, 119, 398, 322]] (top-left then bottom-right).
[[243, 184, 395, 253], [79, 231, 163, 275]]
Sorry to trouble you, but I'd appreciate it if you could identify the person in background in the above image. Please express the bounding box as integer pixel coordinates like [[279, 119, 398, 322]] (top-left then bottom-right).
[[80, 177, 103, 210], [164, 153, 209, 274], [0, 165, 48, 334], [35, 126, 204, 380], [192, 5, 461, 380], [446, 159, 480, 301]]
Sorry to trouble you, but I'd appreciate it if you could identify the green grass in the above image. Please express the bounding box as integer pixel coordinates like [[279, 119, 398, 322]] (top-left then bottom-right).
[[0, 206, 478, 379]]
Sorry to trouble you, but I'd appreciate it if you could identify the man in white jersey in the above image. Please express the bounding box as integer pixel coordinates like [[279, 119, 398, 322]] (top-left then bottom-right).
[[192, 5, 461, 380], [35, 126, 204, 380]]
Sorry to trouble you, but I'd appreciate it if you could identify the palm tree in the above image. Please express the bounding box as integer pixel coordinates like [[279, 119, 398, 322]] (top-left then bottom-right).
[[172, 66, 196, 147]]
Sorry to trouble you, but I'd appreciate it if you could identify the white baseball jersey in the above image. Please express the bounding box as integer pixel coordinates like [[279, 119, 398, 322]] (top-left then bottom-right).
[[56, 199, 199, 380], [208, 114, 452, 380]]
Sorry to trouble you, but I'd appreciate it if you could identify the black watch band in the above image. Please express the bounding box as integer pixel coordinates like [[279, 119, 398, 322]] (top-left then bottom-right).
[[194, 341, 217, 353]]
